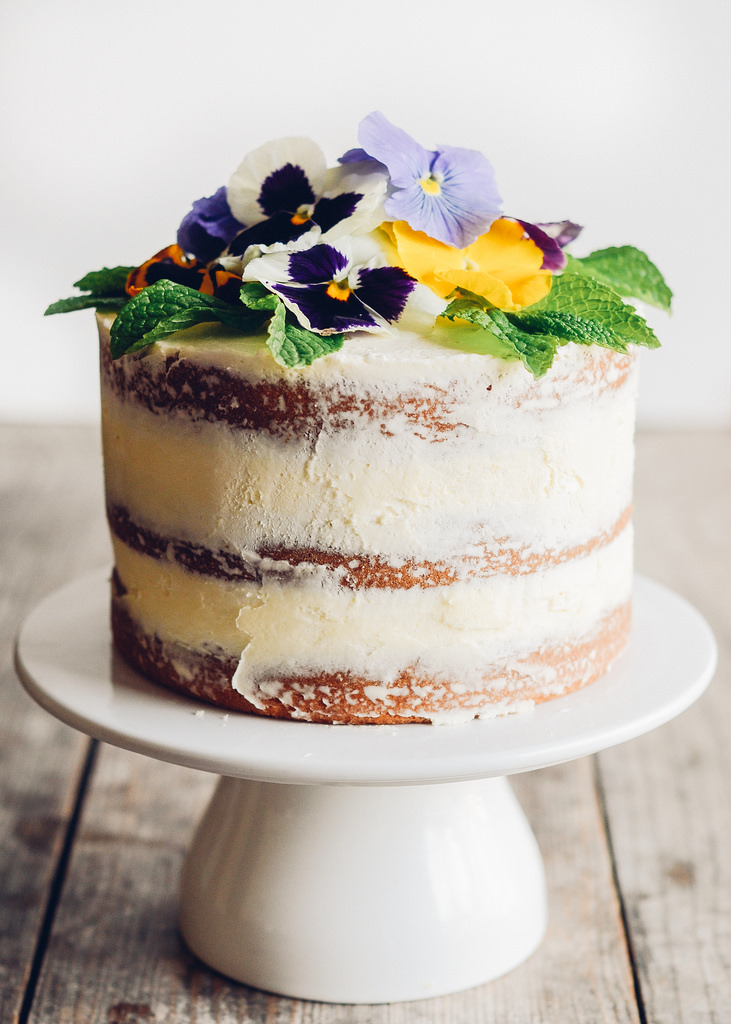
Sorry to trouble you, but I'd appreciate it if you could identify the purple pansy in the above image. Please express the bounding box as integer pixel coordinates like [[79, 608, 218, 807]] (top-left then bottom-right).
[[177, 187, 245, 263], [242, 235, 445, 335], [225, 137, 386, 257], [345, 112, 502, 249], [518, 219, 583, 271]]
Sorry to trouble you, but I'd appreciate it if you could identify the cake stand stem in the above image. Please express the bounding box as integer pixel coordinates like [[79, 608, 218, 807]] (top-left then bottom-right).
[[179, 774, 547, 1004]]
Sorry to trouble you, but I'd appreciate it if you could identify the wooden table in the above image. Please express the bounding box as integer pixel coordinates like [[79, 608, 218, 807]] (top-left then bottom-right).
[[2, 425, 729, 1024]]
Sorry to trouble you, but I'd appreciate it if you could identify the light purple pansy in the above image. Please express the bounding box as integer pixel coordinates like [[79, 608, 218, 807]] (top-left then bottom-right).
[[341, 112, 502, 250], [177, 187, 245, 263], [518, 219, 583, 271], [243, 235, 445, 335]]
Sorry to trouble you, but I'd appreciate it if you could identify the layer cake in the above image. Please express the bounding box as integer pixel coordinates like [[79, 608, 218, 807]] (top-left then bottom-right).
[[47, 111, 669, 724], [100, 314, 637, 724]]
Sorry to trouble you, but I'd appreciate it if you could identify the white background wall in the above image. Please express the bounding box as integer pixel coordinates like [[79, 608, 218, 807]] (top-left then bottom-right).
[[2, 0, 729, 427]]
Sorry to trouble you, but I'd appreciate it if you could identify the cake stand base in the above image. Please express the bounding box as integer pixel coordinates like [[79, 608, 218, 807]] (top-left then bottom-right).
[[15, 571, 717, 1004], [180, 775, 545, 1003]]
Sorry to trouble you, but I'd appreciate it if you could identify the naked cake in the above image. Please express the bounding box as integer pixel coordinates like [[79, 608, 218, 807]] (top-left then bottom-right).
[[48, 112, 671, 723]]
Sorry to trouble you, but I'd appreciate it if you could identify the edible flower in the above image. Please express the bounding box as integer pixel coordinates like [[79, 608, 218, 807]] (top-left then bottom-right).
[[343, 112, 502, 249], [384, 218, 552, 311], [226, 137, 387, 255], [518, 219, 583, 271], [242, 234, 445, 335], [177, 187, 245, 263], [125, 245, 242, 303]]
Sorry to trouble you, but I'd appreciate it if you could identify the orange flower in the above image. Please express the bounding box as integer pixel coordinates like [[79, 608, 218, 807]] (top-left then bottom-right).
[[383, 217, 552, 311]]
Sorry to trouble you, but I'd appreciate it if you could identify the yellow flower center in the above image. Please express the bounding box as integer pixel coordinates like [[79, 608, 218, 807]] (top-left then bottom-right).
[[291, 204, 314, 226], [326, 280, 352, 302], [419, 174, 442, 196]]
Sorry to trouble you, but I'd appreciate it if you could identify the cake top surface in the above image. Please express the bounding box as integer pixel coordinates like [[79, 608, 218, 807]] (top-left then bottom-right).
[[49, 112, 671, 379]]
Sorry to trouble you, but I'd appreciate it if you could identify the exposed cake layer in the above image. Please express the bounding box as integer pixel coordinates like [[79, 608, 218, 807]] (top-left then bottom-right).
[[99, 317, 637, 565], [112, 583, 631, 725], [110, 524, 632, 720], [99, 314, 638, 722], [107, 502, 633, 588]]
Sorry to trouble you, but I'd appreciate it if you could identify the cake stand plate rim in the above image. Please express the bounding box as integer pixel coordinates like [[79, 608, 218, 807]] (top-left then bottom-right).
[[14, 569, 717, 785]]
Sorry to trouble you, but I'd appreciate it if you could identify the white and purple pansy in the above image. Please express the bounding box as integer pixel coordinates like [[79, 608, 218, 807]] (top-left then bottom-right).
[[341, 111, 502, 250], [242, 235, 446, 335], [225, 138, 387, 256]]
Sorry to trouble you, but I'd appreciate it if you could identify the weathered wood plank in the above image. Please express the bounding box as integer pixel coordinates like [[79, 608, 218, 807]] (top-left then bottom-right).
[[598, 430, 731, 1023], [0, 425, 111, 1023], [27, 747, 639, 1022]]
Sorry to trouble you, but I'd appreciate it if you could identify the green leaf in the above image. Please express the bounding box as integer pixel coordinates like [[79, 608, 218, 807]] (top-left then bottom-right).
[[530, 273, 661, 350], [45, 264, 134, 317], [508, 309, 628, 352], [73, 266, 135, 296], [240, 281, 279, 311], [566, 246, 672, 311], [110, 279, 267, 358], [441, 295, 559, 377], [266, 301, 344, 368], [44, 295, 126, 316]]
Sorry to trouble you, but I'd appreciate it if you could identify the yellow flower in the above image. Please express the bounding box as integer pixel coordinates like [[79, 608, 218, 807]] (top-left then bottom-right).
[[383, 217, 552, 311]]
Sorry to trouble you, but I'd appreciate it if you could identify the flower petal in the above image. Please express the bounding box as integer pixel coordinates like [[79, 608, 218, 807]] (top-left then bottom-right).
[[319, 162, 387, 238], [273, 282, 380, 334], [288, 243, 349, 285], [537, 220, 583, 248], [357, 111, 433, 187], [227, 211, 313, 256], [387, 221, 463, 298], [353, 265, 415, 323], [177, 187, 244, 262], [227, 137, 327, 226]]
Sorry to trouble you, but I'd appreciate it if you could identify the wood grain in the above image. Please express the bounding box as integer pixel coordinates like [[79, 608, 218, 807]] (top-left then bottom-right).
[[0, 426, 110, 1024], [598, 430, 731, 1023]]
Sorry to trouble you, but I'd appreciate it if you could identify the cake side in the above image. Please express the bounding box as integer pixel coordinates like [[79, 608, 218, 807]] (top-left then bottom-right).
[[100, 314, 637, 723]]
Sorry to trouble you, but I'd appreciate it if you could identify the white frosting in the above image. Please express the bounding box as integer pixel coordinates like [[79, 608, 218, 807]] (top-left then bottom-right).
[[112, 526, 632, 690], [102, 328, 637, 562], [101, 317, 637, 717]]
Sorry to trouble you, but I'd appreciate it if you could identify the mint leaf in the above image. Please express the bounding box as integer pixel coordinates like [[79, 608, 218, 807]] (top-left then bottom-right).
[[267, 301, 344, 368], [530, 273, 660, 350], [240, 281, 279, 311], [566, 246, 672, 311], [45, 264, 134, 317], [110, 279, 267, 358], [442, 295, 558, 377], [509, 309, 628, 352], [73, 266, 134, 296], [44, 295, 126, 315]]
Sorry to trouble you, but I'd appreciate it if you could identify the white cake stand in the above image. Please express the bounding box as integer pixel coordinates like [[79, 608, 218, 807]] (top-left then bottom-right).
[[15, 571, 716, 1004]]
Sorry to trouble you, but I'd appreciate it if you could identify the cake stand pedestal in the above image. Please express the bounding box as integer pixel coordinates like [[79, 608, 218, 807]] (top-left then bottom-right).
[[15, 572, 716, 1004]]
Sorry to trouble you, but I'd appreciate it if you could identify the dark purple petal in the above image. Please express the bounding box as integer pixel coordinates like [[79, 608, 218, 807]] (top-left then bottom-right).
[[339, 147, 371, 163], [313, 192, 361, 233], [274, 282, 379, 332], [518, 219, 583, 271], [354, 266, 415, 323], [226, 213, 310, 256], [338, 148, 389, 175], [258, 163, 316, 217], [517, 220, 567, 270], [536, 220, 583, 248], [144, 258, 205, 291], [288, 244, 349, 285], [177, 187, 245, 262]]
